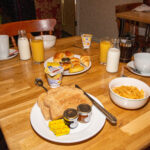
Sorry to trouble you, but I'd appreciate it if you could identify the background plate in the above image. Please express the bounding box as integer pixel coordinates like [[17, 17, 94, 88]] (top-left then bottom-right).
[[44, 55, 91, 75], [127, 61, 150, 77], [0, 49, 18, 60]]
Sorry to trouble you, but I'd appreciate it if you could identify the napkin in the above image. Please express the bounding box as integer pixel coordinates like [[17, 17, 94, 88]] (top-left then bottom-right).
[[133, 4, 150, 12]]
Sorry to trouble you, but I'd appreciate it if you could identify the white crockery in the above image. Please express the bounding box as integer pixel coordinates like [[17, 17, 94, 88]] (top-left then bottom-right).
[[35, 35, 56, 49], [134, 53, 150, 73], [0, 35, 9, 59], [109, 77, 150, 109]]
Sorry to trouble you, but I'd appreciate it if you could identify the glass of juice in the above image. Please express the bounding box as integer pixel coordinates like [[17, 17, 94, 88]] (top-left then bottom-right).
[[30, 37, 44, 63], [99, 38, 112, 64]]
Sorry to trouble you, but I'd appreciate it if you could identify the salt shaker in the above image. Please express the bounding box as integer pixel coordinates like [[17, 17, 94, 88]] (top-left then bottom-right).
[[18, 30, 31, 60], [106, 39, 120, 73]]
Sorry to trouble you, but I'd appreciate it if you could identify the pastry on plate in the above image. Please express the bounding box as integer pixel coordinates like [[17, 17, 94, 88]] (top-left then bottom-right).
[[64, 51, 74, 58], [62, 62, 72, 70], [70, 57, 80, 66], [53, 52, 65, 62], [69, 64, 84, 73], [80, 56, 90, 67]]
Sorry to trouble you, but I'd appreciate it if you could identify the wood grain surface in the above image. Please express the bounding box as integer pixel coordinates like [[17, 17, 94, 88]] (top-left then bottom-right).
[[0, 36, 150, 150], [116, 11, 150, 24]]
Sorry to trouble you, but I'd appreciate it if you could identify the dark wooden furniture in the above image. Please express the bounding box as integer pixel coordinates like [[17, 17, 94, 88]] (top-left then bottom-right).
[[0, 18, 56, 48], [116, 3, 150, 51], [116, 2, 142, 37]]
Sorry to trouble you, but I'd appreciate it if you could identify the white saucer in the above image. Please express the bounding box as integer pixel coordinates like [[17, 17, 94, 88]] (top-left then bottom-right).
[[127, 61, 150, 77], [0, 49, 18, 61]]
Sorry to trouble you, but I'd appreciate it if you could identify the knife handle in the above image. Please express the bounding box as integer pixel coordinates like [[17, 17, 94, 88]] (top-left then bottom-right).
[[85, 92, 117, 125]]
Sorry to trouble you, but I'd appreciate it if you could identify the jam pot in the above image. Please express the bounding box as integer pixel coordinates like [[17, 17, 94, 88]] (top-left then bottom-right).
[[77, 104, 92, 123], [63, 108, 78, 129]]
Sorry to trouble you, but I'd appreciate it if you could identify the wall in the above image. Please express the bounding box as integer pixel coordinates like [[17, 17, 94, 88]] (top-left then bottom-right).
[[76, 0, 142, 41]]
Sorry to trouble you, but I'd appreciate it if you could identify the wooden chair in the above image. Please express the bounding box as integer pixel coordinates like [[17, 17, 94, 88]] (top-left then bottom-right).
[[0, 18, 56, 48]]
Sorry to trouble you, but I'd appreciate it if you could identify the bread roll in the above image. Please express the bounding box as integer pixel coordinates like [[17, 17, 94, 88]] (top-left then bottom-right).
[[64, 51, 74, 58], [53, 52, 65, 62]]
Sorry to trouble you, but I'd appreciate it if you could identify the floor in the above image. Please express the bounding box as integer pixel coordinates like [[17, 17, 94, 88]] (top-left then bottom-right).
[[0, 130, 8, 150]]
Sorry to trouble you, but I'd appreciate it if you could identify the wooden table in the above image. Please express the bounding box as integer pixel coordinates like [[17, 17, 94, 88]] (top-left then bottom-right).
[[0, 36, 150, 150], [116, 10, 150, 45]]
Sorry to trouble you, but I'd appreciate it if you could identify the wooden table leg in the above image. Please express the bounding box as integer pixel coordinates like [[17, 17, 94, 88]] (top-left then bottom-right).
[[119, 18, 125, 37]]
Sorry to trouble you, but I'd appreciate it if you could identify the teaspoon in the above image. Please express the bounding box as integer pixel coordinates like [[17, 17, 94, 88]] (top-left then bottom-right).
[[35, 78, 48, 92]]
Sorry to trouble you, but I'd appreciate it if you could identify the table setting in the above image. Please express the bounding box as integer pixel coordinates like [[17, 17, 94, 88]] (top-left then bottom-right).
[[0, 33, 150, 150]]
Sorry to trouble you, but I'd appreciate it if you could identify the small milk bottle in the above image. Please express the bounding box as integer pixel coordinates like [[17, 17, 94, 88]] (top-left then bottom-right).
[[106, 39, 120, 73], [18, 30, 31, 60]]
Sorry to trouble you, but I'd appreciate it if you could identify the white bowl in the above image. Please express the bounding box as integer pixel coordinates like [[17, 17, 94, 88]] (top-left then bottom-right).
[[109, 77, 150, 109], [35, 35, 56, 49], [134, 53, 150, 73]]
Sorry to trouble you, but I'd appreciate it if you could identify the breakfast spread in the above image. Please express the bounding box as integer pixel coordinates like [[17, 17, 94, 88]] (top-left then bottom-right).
[[47, 51, 91, 73], [113, 85, 144, 99], [37, 86, 93, 136], [37, 86, 92, 120]]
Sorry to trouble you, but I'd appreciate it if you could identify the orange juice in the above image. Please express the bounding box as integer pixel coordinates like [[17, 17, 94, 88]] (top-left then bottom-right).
[[100, 40, 111, 64], [31, 39, 44, 63]]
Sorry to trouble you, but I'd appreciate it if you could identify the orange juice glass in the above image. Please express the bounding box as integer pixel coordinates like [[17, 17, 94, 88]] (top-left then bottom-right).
[[30, 38, 44, 63], [100, 39, 111, 64]]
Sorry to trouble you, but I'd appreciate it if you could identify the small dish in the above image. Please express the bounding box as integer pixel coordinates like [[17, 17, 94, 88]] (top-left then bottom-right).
[[0, 49, 18, 61], [127, 61, 150, 77], [109, 77, 150, 109]]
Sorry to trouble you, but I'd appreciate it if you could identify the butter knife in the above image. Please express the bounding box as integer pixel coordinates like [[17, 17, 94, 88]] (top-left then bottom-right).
[[75, 84, 117, 125]]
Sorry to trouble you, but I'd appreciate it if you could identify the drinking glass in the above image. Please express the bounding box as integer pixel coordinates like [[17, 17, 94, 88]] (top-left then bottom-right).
[[0, 35, 9, 59], [30, 37, 44, 63], [99, 38, 112, 64], [81, 34, 92, 49], [119, 37, 133, 63]]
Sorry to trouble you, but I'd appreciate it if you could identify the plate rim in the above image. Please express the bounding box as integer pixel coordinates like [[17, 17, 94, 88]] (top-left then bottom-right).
[[0, 48, 18, 61], [30, 93, 106, 144], [44, 54, 91, 76], [127, 61, 150, 77]]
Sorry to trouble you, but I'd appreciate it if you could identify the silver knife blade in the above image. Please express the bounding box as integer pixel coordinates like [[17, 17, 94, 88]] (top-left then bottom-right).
[[75, 84, 117, 125]]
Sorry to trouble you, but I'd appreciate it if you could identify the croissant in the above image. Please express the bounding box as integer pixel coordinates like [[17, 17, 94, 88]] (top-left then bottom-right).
[[69, 64, 84, 73], [70, 57, 80, 66], [62, 63, 72, 70], [80, 56, 90, 67]]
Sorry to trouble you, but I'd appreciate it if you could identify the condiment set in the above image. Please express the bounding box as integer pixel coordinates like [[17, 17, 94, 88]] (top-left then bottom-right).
[[63, 104, 92, 129]]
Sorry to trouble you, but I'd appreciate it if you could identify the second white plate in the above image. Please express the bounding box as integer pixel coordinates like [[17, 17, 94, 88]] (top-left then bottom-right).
[[127, 61, 150, 77], [44, 55, 91, 75]]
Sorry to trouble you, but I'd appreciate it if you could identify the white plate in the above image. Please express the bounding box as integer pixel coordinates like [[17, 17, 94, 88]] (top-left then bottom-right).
[[30, 94, 106, 143], [44, 55, 91, 75], [127, 61, 150, 77], [0, 49, 18, 61]]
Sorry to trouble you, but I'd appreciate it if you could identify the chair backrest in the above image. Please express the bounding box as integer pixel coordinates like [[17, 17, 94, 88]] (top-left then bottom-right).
[[0, 18, 56, 48]]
